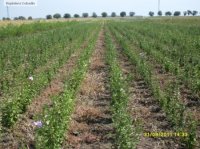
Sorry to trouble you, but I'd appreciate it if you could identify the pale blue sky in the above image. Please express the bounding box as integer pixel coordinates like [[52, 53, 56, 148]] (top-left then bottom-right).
[[0, 0, 199, 19]]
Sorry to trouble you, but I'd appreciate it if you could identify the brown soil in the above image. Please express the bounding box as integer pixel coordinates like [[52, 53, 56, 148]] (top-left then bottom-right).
[[111, 34, 185, 149], [0, 36, 91, 149], [63, 29, 115, 149]]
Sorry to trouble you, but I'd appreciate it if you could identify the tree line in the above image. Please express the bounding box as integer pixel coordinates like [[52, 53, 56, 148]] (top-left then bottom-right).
[[48, 10, 199, 19], [1, 10, 199, 21], [149, 10, 199, 17], [46, 11, 134, 19]]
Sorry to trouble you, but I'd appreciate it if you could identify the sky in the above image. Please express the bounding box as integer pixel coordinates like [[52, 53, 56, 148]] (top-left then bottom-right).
[[0, 0, 199, 19]]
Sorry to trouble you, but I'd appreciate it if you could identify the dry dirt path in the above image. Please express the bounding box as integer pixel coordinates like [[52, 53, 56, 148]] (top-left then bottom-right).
[[63, 29, 115, 149]]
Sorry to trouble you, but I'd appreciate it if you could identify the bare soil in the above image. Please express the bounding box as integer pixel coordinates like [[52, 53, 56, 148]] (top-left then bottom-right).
[[63, 29, 115, 149]]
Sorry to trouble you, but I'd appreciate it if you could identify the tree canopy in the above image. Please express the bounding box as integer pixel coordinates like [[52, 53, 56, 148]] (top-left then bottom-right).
[[102, 12, 107, 17], [111, 12, 116, 17], [46, 15, 52, 19], [165, 11, 172, 16], [192, 10, 198, 16], [28, 16, 32, 20], [53, 13, 61, 19], [64, 13, 71, 18], [92, 12, 97, 18], [82, 13, 89, 18], [158, 11, 162, 16], [74, 14, 80, 18], [174, 11, 181, 16], [120, 11, 126, 17], [149, 11, 154, 17], [129, 12, 135, 17]]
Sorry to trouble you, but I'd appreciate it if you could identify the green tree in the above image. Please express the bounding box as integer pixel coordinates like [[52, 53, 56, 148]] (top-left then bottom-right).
[[174, 11, 181, 16], [192, 10, 198, 16], [53, 13, 61, 19], [101, 12, 107, 17], [92, 12, 97, 18], [129, 12, 135, 17], [149, 11, 154, 16], [18, 16, 26, 20], [111, 12, 116, 17], [74, 14, 80, 18], [187, 10, 192, 15], [82, 13, 89, 18], [46, 15, 52, 19], [28, 16, 32, 20], [64, 13, 71, 18], [14, 17, 19, 20], [3, 17, 10, 20], [158, 11, 162, 16], [120, 11, 126, 17], [183, 11, 187, 16], [165, 11, 172, 16]]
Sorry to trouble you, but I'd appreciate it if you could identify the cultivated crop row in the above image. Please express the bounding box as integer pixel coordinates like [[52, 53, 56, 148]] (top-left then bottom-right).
[[0, 22, 100, 129], [34, 25, 100, 148], [109, 21, 200, 97], [0, 21, 73, 40], [1, 19, 199, 149], [105, 31, 140, 148], [108, 22, 198, 148]]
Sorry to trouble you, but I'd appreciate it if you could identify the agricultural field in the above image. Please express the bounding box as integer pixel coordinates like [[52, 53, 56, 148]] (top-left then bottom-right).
[[0, 18, 200, 149]]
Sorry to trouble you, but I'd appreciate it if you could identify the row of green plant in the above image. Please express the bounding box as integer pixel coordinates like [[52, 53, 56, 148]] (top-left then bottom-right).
[[105, 30, 141, 149], [109, 25, 197, 148], [0, 21, 74, 40], [110, 23, 181, 79], [120, 21, 200, 70], [109, 21, 200, 97], [35, 26, 100, 149], [0, 23, 99, 128], [110, 20, 200, 69], [0, 22, 79, 95], [0, 22, 97, 96]]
